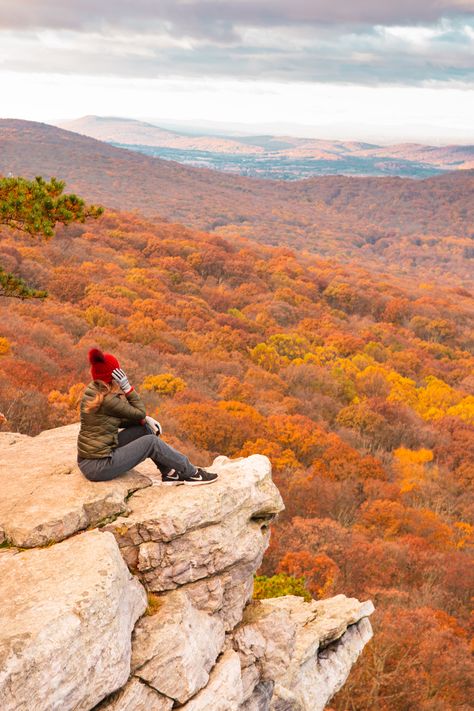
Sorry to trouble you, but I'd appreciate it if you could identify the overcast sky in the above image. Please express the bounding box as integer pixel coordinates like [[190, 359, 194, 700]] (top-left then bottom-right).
[[1, 0, 473, 142]]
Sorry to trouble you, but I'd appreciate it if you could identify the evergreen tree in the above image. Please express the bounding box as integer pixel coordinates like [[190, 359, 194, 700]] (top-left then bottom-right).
[[0, 176, 103, 298]]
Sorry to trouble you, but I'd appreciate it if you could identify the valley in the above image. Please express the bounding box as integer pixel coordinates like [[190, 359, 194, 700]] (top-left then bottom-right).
[[1, 119, 473, 285]]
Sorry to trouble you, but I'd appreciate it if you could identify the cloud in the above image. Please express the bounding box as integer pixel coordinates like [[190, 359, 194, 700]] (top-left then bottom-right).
[[1, 0, 473, 38], [0, 3, 473, 87], [0, 16, 473, 86]]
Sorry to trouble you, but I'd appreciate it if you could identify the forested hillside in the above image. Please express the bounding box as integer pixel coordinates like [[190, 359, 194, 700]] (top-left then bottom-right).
[[1, 120, 473, 283], [0, 208, 472, 709]]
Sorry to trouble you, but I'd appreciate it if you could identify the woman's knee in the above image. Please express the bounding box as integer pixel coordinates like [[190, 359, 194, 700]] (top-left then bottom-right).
[[141, 433, 162, 454]]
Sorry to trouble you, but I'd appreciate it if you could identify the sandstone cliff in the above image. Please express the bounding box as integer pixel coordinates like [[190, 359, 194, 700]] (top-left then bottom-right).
[[0, 423, 374, 710]]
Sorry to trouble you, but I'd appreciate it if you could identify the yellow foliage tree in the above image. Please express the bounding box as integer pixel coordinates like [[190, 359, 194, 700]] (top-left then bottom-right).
[[84, 305, 113, 328], [387, 373, 472, 424], [416, 376, 463, 421], [302, 345, 339, 366], [236, 437, 300, 473], [0, 337, 11, 355], [127, 313, 167, 345], [446, 396, 474, 425], [249, 342, 284, 372], [393, 447, 436, 493], [387, 371, 418, 409], [267, 333, 310, 360], [142, 373, 187, 397]]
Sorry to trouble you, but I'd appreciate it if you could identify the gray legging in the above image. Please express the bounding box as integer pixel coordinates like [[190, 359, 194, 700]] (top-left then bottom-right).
[[78, 425, 196, 482]]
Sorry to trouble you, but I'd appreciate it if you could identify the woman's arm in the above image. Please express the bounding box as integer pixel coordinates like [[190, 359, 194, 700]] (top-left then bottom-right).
[[101, 390, 147, 422], [118, 419, 142, 429]]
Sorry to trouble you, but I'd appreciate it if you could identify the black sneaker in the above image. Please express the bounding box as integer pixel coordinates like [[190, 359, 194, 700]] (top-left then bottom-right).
[[183, 468, 219, 486], [161, 469, 185, 486]]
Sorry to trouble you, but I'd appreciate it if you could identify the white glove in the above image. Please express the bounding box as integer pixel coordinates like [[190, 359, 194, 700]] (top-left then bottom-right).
[[111, 368, 133, 394], [145, 415, 162, 436]]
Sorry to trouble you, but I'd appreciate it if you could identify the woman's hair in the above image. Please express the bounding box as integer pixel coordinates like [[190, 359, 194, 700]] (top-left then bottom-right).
[[84, 380, 121, 413]]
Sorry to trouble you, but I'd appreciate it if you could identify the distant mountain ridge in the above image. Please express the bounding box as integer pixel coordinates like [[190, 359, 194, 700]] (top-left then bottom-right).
[[1, 119, 473, 283], [57, 115, 265, 155], [56, 115, 474, 179]]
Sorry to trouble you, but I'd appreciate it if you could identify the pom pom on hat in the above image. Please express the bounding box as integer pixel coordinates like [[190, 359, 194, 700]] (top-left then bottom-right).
[[88, 348, 105, 364], [88, 347, 120, 383]]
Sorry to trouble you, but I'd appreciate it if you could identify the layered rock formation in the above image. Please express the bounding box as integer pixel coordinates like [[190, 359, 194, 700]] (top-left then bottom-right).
[[1, 530, 146, 711], [0, 424, 374, 710]]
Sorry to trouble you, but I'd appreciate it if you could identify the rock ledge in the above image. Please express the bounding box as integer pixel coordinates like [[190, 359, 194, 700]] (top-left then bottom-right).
[[0, 424, 374, 711]]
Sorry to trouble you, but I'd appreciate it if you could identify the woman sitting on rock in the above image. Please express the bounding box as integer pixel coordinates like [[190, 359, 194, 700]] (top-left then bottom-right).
[[77, 348, 218, 485]]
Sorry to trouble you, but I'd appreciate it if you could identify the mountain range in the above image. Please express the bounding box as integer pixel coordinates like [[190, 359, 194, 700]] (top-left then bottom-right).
[[1, 119, 473, 284], [56, 115, 474, 180]]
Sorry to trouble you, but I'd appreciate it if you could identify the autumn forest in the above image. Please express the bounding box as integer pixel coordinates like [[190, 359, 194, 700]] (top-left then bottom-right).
[[0, 129, 473, 710]]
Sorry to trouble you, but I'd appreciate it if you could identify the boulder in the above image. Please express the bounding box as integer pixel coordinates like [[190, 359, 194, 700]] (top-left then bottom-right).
[[288, 616, 373, 711], [260, 594, 374, 658], [133, 508, 269, 590], [131, 590, 225, 703], [231, 595, 375, 711], [0, 530, 146, 711], [0, 424, 152, 547], [182, 558, 257, 631], [179, 650, 244, 711], [233, 604, 295, 680], [105, 454, 284, 634], [108, 453, 283, 546]]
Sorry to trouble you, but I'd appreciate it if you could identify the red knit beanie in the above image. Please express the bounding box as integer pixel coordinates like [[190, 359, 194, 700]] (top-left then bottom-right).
[[88, 348, 120, 383]]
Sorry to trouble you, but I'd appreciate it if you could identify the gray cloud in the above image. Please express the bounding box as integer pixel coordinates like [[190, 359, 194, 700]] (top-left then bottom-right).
[[0, 2, 473, 86], [1, 1, 473, 38], [1, 19, 473, 85]]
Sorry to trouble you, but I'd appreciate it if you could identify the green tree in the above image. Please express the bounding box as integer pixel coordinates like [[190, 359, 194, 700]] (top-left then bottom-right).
[[0, 176, 103, 298], [253, 573, 311, 601]]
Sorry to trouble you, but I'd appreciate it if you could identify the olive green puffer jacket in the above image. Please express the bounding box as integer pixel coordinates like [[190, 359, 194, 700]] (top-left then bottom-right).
[[77, 381, 147, 459]]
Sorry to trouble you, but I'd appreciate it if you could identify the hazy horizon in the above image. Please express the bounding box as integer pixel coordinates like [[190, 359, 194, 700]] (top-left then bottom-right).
[[50, 113, 474, 146]]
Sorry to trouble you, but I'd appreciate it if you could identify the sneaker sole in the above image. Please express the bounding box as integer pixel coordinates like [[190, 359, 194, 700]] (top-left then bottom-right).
[[183, 478, 218, 486]]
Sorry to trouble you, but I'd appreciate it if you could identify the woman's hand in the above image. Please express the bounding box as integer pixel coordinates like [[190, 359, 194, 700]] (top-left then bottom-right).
[[145, 415, 162, 435], [111, 368, 133, 394]]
